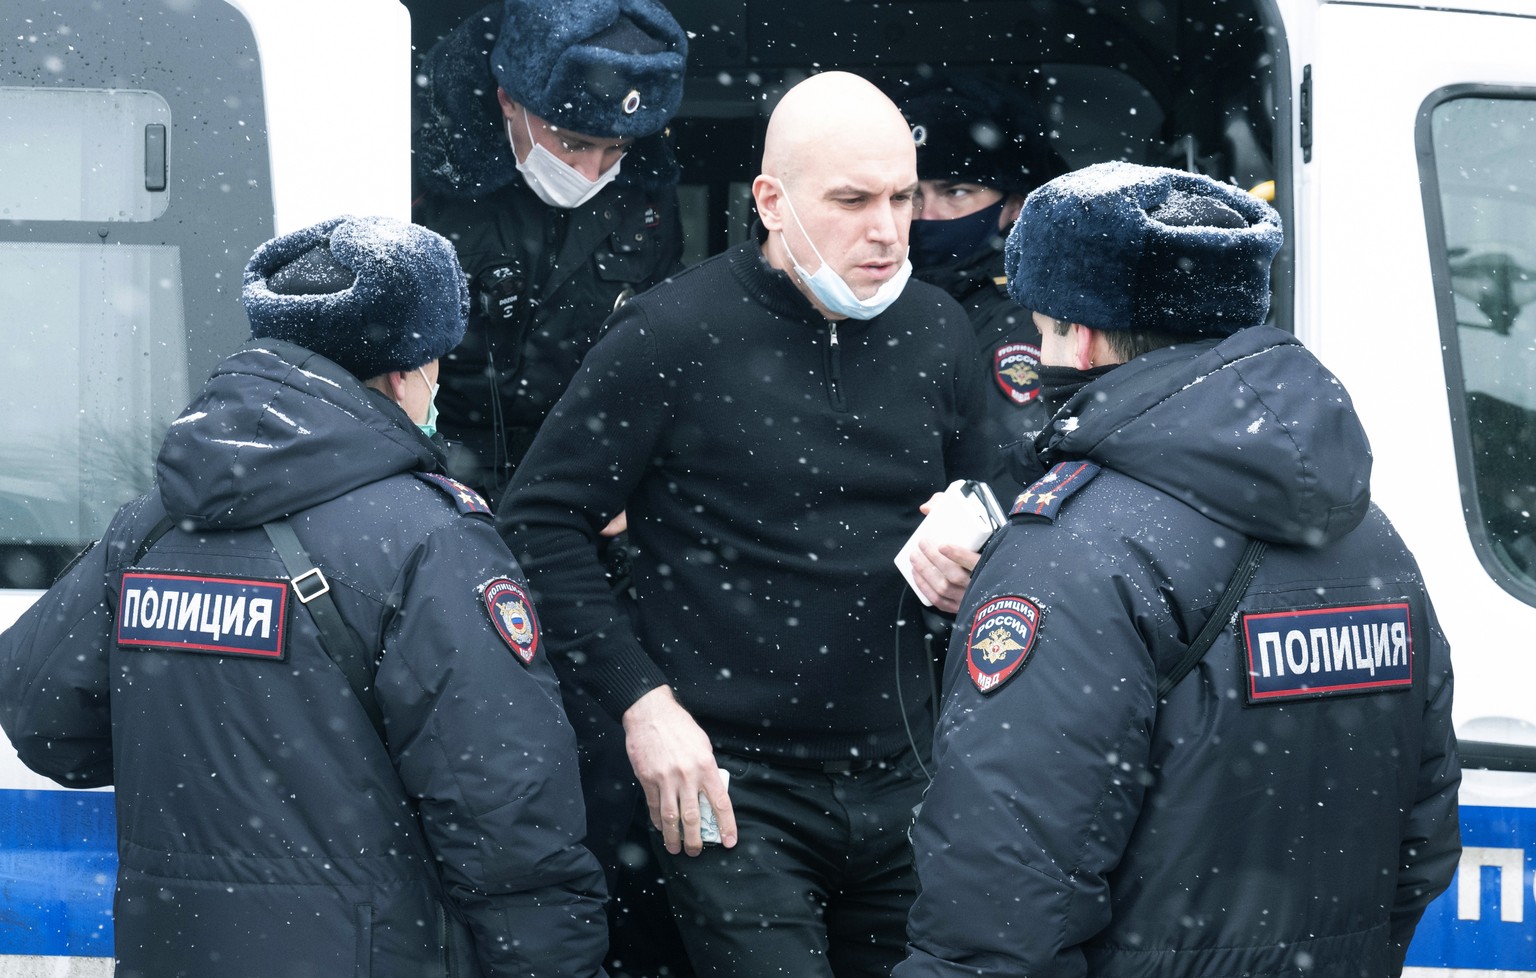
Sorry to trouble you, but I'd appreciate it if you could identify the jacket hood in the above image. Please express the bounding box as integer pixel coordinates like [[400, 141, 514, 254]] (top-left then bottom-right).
[[1038, 325, 1372, 546], [156, 340, 442, 529], [413, 4, 680, 200]]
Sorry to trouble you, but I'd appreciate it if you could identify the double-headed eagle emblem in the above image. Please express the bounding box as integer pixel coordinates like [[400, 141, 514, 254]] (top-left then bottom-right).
[[999, 361, 1038, 388], [974, 626, 1025, 664]]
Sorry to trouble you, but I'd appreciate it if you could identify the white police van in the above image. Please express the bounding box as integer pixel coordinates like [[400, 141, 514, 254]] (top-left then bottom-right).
[[2, 0, 1533, 973]]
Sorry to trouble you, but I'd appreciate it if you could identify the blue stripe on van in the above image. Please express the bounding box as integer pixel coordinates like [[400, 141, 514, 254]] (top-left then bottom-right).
[[0, 788, 115, 956], [1407, 804, 1536, 969]]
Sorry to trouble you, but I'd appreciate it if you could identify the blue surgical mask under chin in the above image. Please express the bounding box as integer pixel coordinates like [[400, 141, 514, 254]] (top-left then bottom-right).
[[779, 187, 912, 321], [416, 367, 441, 439], [910, 198, 1006, 270]]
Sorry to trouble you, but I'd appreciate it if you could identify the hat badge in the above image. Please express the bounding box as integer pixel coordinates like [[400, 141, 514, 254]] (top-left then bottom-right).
[[623, 89, 642, 115], [912, 124, 928, 148]]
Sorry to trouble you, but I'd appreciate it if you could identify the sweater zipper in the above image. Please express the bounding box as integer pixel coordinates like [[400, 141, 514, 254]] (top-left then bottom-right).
[[825, 321, 848, 412]]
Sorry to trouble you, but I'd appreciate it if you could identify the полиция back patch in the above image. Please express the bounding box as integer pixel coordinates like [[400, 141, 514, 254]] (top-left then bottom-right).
[[117, 571, 288, 659], [1240, 602, 1413, 703]]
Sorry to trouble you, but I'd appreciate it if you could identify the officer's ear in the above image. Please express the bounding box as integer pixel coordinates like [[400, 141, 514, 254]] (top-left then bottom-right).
[[364, 370, 414, 408], [496, 87, 518, 122], [1077, 325, 1128, 370], [1000, 193, 1026, 232], [1072, 323, 1098, 371]]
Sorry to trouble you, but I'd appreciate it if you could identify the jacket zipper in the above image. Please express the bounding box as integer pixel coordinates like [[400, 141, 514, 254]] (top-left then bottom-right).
[[825, 321, 848, 412]]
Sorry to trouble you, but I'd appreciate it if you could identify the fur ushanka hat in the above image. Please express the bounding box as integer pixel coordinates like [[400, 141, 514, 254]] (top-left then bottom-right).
[[1006, 161, 1283, 337], [491, 0, 688, 139], [241, 216, 469, 381]]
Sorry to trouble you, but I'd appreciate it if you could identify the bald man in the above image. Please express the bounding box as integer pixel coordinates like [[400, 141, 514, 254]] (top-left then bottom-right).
[[498, 72, 1001, 978]]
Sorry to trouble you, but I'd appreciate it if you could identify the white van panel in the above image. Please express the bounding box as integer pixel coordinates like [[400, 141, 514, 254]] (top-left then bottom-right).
[[0, 957, 110, 978], [227, 0, 412, 231]]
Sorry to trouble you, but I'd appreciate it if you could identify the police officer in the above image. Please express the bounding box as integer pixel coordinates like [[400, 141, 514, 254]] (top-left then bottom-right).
[[0, 216, 608, 978], [413, 0, 688, 499], [415, 8, 692, 973], [895, 163, 1461, 978], [900, 74, 1068, 472]]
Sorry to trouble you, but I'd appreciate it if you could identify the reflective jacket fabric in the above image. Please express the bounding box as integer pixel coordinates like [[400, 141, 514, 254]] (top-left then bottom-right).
[[0, 341, 608, 978], [413, 6, 684, 498], [897, 326, 1461, 978]]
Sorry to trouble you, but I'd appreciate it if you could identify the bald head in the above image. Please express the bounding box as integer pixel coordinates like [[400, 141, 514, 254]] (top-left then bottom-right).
[[753, 73, 919, 316], [763, 72, 915, 186]]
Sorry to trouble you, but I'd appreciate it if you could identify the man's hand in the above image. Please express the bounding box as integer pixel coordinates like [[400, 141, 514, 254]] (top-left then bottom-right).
[[622, 686, 737, 855], [600, 510, 628, 537], [909, 492, 981, 614]]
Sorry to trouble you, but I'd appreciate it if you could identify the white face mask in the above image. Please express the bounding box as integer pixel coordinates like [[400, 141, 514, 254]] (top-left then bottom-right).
[[778, 186, 912, 321], [507, 113, 623, 210], [415, 366, 440, 439]]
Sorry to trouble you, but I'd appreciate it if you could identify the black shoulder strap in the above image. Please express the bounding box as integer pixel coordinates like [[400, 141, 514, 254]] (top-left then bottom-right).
[[1157, 538, 1269, 699], [131, 514, 178, 566], [263, 519, 386, 739]]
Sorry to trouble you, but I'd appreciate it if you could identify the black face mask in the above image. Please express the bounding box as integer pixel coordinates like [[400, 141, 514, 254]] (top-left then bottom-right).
[[1037, 362, 1118, 419], [909, 198, 1006, 269]]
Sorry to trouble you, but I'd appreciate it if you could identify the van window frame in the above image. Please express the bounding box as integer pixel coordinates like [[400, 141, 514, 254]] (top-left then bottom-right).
[[1415, 82, 1536, 609]]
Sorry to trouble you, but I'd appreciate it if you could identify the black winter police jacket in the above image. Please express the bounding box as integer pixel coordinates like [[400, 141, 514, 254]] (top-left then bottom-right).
[[0, 342, 608, 978], [896, 325, 1461, 978], [413, 6, 684, 498], [917, 238, 1049, 468]]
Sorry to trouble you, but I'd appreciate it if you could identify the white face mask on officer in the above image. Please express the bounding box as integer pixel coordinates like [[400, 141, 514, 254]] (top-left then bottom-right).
[[778, 186, 912, 321], [416, 366, 440, 439], [507, 113, 623, 210]]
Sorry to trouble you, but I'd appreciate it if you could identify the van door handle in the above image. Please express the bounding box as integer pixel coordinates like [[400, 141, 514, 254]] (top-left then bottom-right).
[[145, 123, 167, 192]]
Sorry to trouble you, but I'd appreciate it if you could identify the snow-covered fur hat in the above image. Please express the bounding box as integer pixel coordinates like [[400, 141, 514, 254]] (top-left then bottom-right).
[[242, 216, 468, 381], [900, 73, 1068, 198], [1006, 161, 1282, 337], [413, 4, 682, 199], [491, 0, 687, 140]]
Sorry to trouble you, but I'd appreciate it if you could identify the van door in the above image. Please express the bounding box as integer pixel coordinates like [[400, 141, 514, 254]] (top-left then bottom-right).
[[1302, 1, 1536, 972]]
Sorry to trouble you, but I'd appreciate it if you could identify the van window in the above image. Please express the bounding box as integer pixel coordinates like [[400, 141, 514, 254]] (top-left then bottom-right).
[[0, 88, 172, 222], [0, 3, 273, 591], [1423, 91, 1536, 602], [1, 243, 190, 589], [0, 87, 184, 589]]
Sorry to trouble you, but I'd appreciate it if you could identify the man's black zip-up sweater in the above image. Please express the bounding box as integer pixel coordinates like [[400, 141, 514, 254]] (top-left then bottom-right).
[[499, 238, 998, 762]]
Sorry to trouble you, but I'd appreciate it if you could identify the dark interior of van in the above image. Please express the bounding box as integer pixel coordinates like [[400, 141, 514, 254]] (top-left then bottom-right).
[[407, 0, 1286, 261]]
